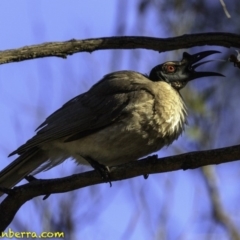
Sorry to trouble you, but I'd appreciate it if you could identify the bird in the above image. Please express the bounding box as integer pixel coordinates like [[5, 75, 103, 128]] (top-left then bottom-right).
[[0, 50, 223, 195]]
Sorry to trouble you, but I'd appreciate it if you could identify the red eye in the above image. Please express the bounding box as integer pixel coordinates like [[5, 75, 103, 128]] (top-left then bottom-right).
[[166, 65, 176, 73]]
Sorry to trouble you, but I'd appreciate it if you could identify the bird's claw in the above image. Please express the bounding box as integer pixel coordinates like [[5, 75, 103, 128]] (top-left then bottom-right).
[[85, 157, 112, 187], [25, 175, 50, 200]]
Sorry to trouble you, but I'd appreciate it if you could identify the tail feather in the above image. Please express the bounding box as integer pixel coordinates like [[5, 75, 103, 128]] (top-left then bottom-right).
[[0, 147, 48, 196]]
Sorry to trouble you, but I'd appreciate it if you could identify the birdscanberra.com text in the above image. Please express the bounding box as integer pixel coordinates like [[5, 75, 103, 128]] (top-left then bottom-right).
[[0, 228, 64, 238]]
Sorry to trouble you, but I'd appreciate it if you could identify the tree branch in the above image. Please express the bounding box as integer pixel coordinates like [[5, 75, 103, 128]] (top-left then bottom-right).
[[202, 166, 240, 240], [1, 32, 240, 65], [0, 144, 240, 231]]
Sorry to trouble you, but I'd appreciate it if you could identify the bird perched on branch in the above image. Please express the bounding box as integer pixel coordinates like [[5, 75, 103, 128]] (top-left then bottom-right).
[[0, 50, 223, 195]]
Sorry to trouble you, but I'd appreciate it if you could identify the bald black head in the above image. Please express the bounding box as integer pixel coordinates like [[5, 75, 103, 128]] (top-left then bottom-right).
[[149, 50, 224, 90]]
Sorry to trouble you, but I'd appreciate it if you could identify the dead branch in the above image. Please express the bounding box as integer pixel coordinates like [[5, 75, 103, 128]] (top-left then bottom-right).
[[1, 32, 240, 65]]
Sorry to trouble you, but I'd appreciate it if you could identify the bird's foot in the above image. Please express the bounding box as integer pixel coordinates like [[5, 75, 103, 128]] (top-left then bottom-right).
[[0, 186, 13, 195], [85, 157, 112, 187], [25, 175, 50, 200], [25, 175, 37, 182]]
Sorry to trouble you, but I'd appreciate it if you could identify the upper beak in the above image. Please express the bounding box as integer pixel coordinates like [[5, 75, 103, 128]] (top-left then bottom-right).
[[182, 50, 224, 80]]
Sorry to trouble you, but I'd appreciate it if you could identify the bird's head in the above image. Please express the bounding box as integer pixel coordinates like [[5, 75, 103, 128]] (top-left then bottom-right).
[[149, 50, 224, 90]]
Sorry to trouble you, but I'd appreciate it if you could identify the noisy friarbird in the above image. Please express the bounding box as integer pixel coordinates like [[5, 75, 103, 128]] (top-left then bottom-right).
[[0, 50, 223, 195]]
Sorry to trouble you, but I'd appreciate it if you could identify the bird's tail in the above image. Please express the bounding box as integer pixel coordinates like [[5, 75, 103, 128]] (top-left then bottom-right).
[[0, 147, 48, 197]]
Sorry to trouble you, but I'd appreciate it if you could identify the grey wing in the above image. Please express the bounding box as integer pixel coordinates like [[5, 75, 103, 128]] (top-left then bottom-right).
[[9, 71, 149, 156]]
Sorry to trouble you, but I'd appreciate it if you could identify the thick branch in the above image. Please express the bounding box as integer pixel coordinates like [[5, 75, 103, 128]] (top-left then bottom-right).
[[0, 144, 240, 231], [1, 32, 240, 64]]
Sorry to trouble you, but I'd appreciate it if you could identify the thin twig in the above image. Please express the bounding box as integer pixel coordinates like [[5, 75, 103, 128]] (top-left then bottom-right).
[[202, 166, 240, 240], [219, 0, 231, 18]]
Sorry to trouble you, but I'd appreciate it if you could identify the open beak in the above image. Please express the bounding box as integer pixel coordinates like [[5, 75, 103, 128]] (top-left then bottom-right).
[[182, 50, 224, 80]]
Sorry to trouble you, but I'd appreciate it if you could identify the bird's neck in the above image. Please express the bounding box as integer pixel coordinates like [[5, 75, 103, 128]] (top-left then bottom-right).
[[153, 82, 188, 144]]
